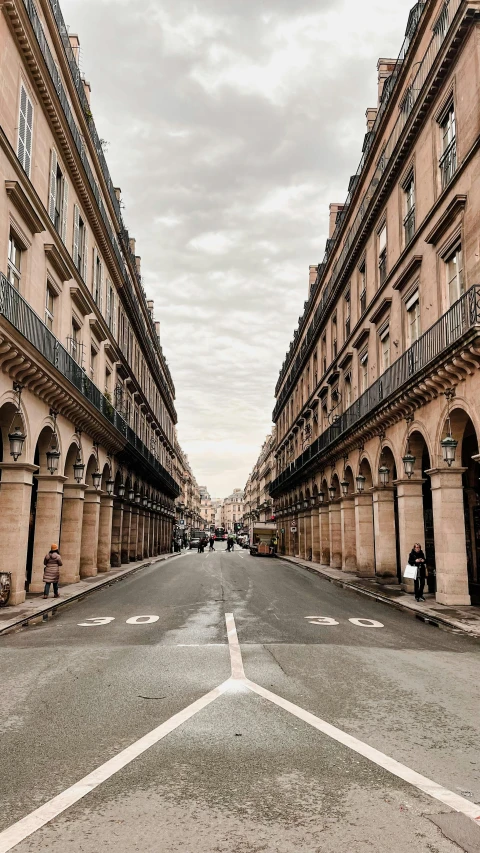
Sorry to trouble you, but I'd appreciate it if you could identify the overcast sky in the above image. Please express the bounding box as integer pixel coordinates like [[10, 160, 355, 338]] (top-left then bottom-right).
[[62, 0, 414, 498]]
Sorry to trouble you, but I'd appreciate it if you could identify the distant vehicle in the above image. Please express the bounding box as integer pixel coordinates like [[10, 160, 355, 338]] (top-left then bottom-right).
[[189, 529, 203, 549], [214, 527, 226, 541]]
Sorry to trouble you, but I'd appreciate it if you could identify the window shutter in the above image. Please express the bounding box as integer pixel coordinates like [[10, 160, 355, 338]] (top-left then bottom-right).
[[112, 291, 117, 338], [92, 246, 97, 298], [48, 149, 57, 223], [17, 85, 34, 177], [61, 178, 68, 242], [73, 204, 80, 267], [106, 281, 111, 327], [99, 261, 104, 314], [82, 227, 88, 283]]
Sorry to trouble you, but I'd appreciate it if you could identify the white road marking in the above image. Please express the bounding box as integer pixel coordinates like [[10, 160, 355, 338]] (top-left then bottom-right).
[[0, 680, 231, 853], [305, 617, 339, 625], [225, 612, 245, 680], [125, 615, 160, 625], [78, 617, 115, 626], [349, 618, 384, 628]]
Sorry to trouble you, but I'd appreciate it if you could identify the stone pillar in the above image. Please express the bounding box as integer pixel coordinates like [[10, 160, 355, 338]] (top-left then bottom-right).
[[305, 509, 312, 560], [60, 483, 87, 584], [129, 506, 139, 561], [0, 463, 38, 605], [97, 495, 114, 572], [427, 467, 471, 605], [144, 511, 151, 557], [80, 489, 101, 577], [341, 496, 356, 571], [121, 503, 132, 564], [372, 487, 397, 582], [395, 478, 425, 594], [354, 493, 375, 577], [136, 509, 145, 561], [30, 474, 67, 593], [320, 505, 330, 565], [110, 499, 124, 567], [312, 507, 320, 563], [329, 501, 342, 568]]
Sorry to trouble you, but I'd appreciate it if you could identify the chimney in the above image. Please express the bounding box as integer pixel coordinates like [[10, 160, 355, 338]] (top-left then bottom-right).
[[82, 79, 91, 106], [135, 255, 141, 276], [155, 321, 161, 341], [114, 187, 122, 202], [129, 238, 136, 256], [366, 107, 377, 131], [147, 299, 154, 317], [69, 34, 80, 65], [377, 58, 397, 105], [309, 265, 317, 294], [329, 203, 344, 238]]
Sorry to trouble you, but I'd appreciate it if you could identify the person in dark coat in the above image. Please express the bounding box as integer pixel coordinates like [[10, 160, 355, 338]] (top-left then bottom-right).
[[209, 535, 215, 551], [226, 535, 234, 552], [408, 543, 426, 602], [43, 545, 62, 599]]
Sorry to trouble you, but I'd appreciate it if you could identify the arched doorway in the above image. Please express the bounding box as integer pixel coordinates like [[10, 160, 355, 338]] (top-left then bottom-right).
[[329, 473, 342, 568], [405, 430, 435, 593], [355, 458, 375, 577], [28, 424, 63, 594], [341, 465, 356, 571], [0, 400, 32, 604], [462, 420, 480, 603], [373, 446, 400, 583]]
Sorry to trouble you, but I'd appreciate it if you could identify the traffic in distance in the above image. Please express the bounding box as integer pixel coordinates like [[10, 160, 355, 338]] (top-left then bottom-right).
[[174, 523, 278, 557]]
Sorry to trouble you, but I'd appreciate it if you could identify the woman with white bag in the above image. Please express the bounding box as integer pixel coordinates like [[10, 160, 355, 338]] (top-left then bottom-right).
[[407, 543, 427, 602]]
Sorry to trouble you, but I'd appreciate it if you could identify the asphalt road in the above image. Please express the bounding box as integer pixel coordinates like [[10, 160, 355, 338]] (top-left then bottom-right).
[[1, 544, 480, 852]]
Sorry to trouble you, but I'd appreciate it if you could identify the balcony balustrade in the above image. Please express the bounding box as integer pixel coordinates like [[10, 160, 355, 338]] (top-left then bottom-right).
[[270, 284, 480, 495], [0, 273, 180, 496]]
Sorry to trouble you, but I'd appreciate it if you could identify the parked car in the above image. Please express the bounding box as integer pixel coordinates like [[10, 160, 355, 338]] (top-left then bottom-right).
[[189, 535, 201, 549]]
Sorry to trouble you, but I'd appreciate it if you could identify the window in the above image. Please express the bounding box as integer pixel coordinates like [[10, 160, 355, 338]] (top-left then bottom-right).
[[48, 150, 68, 240], [344, 372, 352, 409], [378, 223, 387, 285], [360, 350, 369, 393], [93, 250, 103, 310], [106, 282, 116, 334], [73, 205, 88, 281], [406, 291, 421, 344], [321, 335, 327, 374], [359, 261, 366, 314], [439, 104, 456, 188], [446, 246, 464, 304], [45, 285, 55, 331], [68, 319, 83, 365], [344, 288, 351, 338], [380, 326, 390, 371], [403, 174, 415, 244], [332, 314, 337, 358], [90, 346, 97, 383], [17, 85, 33, 177], [7, 234, 22, 290]]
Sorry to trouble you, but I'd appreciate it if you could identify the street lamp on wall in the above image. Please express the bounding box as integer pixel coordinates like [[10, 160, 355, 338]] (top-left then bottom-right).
[[46, 410, 61, 475], [128, 488, 135, 502], [118, 481, 126, 498], [106, 479, 114, 496], [8, 383, 26, 462], [441, 388, 458, 466], [378, 465, 390, 488], [318, 490, 325, 505], [328, 483, 336, 502], [92, 443, 101, 490], [355, 474, 366, 493]]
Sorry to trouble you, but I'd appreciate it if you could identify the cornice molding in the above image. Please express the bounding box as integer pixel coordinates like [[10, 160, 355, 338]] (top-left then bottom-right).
[[44, 243, 71, 282], [425, 194, 467, 245], [392, 256, 423, 292], [5, 180, 45, 234]]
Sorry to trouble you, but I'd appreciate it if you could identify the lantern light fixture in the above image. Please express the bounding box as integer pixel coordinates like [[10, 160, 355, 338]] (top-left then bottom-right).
[[128, 488, 135, 502], [441, 389, 458, 467], [73, 433, 85, 484], [135, 493, 141, 505], [118, 481, 126, 498], [45, 409, 61, 475], [402, 452, 416, 479], [8, 383, 26, 462], [318, 490, 325, 505], [378, 465, 390, 488], [92, 470, 102, 491], [328, 482, 336, 502], [340, 478, 349, 497], [142, 495, 148, 507], [303, 500, 309, 510], [310, 495, 316, 507], [106, 479, 115, 496], [356, 474, 366, 493], [147, 499, 152, 509]]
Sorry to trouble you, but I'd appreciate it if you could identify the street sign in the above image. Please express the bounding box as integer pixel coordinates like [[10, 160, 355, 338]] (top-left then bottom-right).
[[291, 526, 297, 533]]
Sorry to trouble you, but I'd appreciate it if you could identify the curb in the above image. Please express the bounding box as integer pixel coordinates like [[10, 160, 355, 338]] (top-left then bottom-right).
[[277, 554, 480, 638], [0, 552, 181, 637]]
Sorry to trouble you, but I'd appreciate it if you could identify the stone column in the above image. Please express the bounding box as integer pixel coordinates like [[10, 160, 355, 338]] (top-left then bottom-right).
[[121, 503, 132, 564], [320, 505, 330, 565], [395, 478, 425, 594], [60, 483, 87, 584], [144, 511, 151, 558], [341, 495, 356, 571], [30, 474, 67, 593], [427, 467, 471, 605], [354, 493, 375, 577], [372, 487, 397, 583], [97, 495, 114, 572], [329, 501, 342, 568], [129, 507, 139, 561], [80, 489, 101, 577], [110, 499, 124, 567], [312, 506, 320, 563], [305, 509, 312, 559], [0, 462, 37, 605], [136, 509, 145, 560]]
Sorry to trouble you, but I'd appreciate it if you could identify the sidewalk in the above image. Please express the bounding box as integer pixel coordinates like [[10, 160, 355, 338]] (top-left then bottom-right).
[[0, 551, 182, 636], [278, 554, 480, 639]]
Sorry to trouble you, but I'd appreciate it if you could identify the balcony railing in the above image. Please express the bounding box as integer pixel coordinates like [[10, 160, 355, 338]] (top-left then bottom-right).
[[270, 284, 480, 495], [403, 205, 416, 244], [0, 274, 180, 496], [440, 137, 457, 188], [274, 0, 463, 412], [20, 0, 176, 413]]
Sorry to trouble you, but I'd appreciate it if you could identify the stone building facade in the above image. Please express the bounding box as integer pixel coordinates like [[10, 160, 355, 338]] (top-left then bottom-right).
[[220, 489, 244, 532], [270, 0, 480, 606], [0, 0, 180, 605], [174, 443, 204, 535], [244, 431, 276, 541]]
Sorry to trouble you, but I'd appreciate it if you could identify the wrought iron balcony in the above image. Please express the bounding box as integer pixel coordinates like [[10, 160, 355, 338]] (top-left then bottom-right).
[[0, 274, 180, 497], [440, 138, 457, 189], [270, 284, 480, 496]]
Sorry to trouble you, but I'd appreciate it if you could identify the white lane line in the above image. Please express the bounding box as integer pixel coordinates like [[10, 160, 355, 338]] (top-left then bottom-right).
[[244, 679, 480, 823], [225, 612, 245, 680], [224, 613, 480, 825], [0, 681, 231, 853]]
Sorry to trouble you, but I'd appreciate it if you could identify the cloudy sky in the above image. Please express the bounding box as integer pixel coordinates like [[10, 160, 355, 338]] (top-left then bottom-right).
[[62, 0, 413, 498]]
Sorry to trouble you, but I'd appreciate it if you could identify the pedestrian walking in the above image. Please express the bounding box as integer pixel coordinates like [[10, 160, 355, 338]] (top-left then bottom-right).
[[43, 544, 62, 599], [408, 542, 427, 601], [227, 535, 234, 552], [209, 535, 215, 552]]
